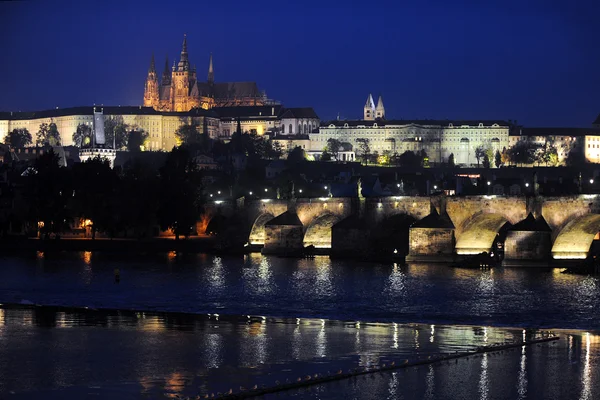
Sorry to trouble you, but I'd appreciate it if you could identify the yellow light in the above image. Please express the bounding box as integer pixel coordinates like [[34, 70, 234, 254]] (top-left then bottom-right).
[[37, 221, 44, 228]]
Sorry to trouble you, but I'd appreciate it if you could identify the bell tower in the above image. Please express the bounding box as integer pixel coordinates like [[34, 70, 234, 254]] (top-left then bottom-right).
[[172, 34, 191, 111], [363, 94, 376, 121], [375, 95, 385, 120], [143, 54, 159, 109]]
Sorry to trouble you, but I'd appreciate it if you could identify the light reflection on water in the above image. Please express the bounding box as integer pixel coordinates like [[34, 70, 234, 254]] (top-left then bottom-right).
[[2, 252, 600, 329], [0, 306, 598, 399]]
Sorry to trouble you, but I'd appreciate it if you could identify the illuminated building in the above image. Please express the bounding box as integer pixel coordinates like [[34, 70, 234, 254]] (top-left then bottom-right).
[[312, 94, 510, 165], [143, 35, 273, 112], [0, 106, 219, 151]]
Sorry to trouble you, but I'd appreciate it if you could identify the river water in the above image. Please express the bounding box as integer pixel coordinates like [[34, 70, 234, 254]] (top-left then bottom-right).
[[0, 252, 599, 398]]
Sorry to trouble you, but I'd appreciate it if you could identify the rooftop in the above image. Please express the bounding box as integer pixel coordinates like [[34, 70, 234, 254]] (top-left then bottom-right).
[[320, 119, 510, 128], [0, 106, 219, 120]]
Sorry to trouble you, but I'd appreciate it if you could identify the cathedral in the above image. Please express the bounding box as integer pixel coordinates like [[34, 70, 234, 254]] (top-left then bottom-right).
[[143, 35, 268, 112]]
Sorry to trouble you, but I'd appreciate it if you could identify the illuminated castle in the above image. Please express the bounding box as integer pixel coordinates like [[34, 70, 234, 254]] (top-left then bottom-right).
[[143, 35, 268, 112]]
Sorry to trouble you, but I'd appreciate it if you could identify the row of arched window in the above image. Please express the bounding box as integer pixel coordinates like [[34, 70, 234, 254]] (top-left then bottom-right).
[[281, 123, 315, 134]]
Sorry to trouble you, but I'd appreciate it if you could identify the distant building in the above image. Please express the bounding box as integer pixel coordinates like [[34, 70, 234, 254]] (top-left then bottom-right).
[[511, 127, 600, 164], [213, 106, 319, 140], [0, 106, 219, 151], [143, 35, 272, 112], [312, 95, 509, 166]]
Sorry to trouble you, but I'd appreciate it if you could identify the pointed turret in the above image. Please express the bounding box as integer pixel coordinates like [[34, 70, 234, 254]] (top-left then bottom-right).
[[363, 94, 376, 121], [162, 55, 171, 85], [207, 53, 214, 84], [149, 54, 156, 73], [143, 55, 159, 109], [375, 95, 385, 120], [177, 34, 190, 71]]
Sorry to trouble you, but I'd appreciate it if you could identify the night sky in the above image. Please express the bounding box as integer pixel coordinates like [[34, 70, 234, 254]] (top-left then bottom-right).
[[1, 0, 599, 126]]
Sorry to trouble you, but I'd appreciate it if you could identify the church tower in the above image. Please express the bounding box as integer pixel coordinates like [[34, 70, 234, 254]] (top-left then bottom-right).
[[363, 94, 376, 121], [143, 55, 159, 109], [207, 53, 214, 84], [170, 35, 192, 111], [375, 95, 385, 120]]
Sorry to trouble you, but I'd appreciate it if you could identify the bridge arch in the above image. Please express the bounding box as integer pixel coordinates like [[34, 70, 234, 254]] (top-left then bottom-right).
[[551, 214, 600, 259], [370, 213, 417, 256], [249, 212, 275, 245], [455, 213, 511, 255], [303, 213, 342, 248]]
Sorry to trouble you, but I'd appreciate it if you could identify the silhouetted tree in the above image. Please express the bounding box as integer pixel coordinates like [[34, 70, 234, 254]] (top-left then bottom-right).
[[5, 128, 32, 148], [157, 146, 203, 239], [321, 150, 332, 161], [483, 154, 491, 168], [127, 129, 149, 152], [72, 157, 119, 239], [326, 138, 342, 161], [104, 115, 128, 149], [24, 149, 72, 238], [287, 146, 306, 163], [356, 138, 370, 165], [494, 150, 502, 168], [73, 124, 92, 147], [448, 153, 455, 167]]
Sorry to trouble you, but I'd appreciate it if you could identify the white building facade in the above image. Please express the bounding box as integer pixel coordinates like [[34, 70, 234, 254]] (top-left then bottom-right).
[[313, 120, 509, 165]]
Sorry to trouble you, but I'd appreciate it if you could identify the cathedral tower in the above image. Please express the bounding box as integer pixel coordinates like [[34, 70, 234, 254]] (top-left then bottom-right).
[[363, 94, 376, 120], [143, 55, 159, 109], [375, 95, 385, 119], [170, 35, 193, 111], [207, 53, 214, 84]]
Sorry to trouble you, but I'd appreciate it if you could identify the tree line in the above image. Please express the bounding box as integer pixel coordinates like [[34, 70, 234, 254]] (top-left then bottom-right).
[[6, 146, 203, 240]]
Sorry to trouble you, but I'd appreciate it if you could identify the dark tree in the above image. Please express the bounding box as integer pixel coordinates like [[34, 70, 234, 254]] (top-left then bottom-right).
[[117, 159, 159, 237], [5, 128, 32, 148], [475, 145, 486, 168], [36, 123, 49, 147], [24, 149, 72, 238], [73, 124, 92, 147], [36, 123, 61, 147], [494, 150, 502, 168], [482, 154, 491, 168], [356, 138, 370, 165], [326, 138, 342, 161], [448, 153, 455, 167], [104, 115, 128, 149], [175, 124, 200, 146], [399, 150, 421, 167], [321, 150, 332, 161], [47, 123, 61, 146], [287, 146, 306, 163], [157, 146, 203, 239], [72, 157, 119, 239], [127, 129, 149, 152]]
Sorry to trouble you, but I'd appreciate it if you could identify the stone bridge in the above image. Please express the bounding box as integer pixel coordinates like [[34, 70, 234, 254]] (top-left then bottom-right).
[[203, 195, 600, 261]]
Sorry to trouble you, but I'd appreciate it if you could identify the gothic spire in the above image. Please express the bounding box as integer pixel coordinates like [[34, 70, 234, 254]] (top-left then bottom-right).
[[149, 54, 156, 73], [376, 95, 384, 109], [162, 55, 171, 85], [365, 93, 375, 108], [178, 34, 190, 71], [207, 53, 214, 84]]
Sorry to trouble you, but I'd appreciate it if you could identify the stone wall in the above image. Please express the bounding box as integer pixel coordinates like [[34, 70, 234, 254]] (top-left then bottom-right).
[[262, 225, 304, 254], [446, 196, 528, 236], [409, 228, 454, 256], [504, 231, 551, 260], [331, 227, 370, 257]]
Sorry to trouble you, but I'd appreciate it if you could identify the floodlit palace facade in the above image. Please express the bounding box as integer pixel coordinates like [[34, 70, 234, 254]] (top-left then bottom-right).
[[311, 94, 511, 165], [143, 35, 269, 112]]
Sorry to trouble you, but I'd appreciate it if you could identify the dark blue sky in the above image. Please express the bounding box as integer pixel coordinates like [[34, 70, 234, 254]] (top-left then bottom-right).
[[1, 0, 599, 126]]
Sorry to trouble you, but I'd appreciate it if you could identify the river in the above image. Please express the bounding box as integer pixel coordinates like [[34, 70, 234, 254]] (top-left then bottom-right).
[[0, 252, 599, 398]]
